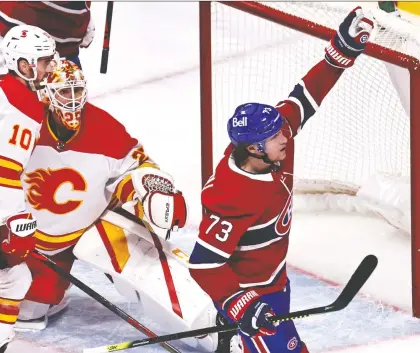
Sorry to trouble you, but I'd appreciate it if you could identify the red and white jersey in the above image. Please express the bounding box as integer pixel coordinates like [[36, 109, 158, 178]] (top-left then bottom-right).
[[189, 60, 344, 304], [21, 102, 153, 255], [0, 74, 44, 224], [0, 2, 91, 56]]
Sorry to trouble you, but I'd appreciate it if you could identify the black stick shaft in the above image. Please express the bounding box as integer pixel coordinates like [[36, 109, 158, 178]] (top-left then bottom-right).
[[100, 1, 114, 73], [33, 250, 183, 353]]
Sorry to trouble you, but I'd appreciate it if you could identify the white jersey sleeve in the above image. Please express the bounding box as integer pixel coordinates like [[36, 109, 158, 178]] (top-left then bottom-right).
[[106, 143, 157, 204], [0, 75, 44, 224]]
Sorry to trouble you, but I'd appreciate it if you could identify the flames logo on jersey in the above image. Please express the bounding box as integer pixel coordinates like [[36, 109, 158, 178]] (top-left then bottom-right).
[[25, 168, 87, 214], [275, 193, 293, 236]]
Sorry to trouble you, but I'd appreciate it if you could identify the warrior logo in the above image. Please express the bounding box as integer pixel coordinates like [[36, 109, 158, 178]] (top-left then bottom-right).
[[25, 168, 87, 214], [274, 193, 293, 236]]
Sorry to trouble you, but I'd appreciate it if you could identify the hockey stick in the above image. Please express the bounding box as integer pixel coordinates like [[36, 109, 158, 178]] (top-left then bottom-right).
[[33, 250, 183, 353], [83, 254, 378, 353], [100, 1, 114, 73]]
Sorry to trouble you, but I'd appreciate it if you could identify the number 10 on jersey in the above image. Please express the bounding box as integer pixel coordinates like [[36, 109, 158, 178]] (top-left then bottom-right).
[[9, 124, 33, 150]]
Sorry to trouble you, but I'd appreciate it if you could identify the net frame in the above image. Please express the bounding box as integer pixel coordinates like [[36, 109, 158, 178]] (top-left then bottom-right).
[[199, 1, 420, 316]]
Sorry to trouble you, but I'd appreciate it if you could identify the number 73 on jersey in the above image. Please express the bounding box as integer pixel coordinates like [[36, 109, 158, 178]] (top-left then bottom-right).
[[205, 214, 233, 242]]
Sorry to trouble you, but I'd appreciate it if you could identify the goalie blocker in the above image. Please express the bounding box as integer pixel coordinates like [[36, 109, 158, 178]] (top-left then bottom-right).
[[73, 202, 221, 352]]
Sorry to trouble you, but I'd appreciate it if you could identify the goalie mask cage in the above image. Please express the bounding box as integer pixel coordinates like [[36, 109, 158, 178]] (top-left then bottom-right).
[[199, 2, 420, 316]]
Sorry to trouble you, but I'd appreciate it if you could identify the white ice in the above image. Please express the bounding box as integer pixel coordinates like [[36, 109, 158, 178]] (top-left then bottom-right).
[[8, 2, 420, 353]]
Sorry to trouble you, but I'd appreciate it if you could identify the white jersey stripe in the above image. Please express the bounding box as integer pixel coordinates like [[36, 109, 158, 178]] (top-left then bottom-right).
[[196, 238, 231, 259], [239, 259, 286, 288]]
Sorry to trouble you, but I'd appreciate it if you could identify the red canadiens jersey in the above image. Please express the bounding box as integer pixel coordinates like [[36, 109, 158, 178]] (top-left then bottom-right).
[[189, 60, 344, 305], [0, 2, 91, 56]]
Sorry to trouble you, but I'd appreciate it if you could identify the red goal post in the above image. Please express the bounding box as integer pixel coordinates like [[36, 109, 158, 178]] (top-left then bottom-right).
[[199, 1, 420, 316]]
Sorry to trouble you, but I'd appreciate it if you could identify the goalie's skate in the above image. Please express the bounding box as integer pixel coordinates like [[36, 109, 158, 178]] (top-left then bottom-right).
[[15, 296, 71, 331]]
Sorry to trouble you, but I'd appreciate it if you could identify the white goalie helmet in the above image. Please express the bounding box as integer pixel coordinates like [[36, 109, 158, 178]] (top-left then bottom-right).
[[1, 25, 56, 82], [44, 59, 88, 130]]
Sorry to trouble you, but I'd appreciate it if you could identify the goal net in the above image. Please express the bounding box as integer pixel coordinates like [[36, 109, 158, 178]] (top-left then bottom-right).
[[199, 1, 420, 315]]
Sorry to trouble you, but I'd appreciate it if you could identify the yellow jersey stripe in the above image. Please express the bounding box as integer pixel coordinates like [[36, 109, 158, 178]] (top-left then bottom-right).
[[35, 228, 86, 244], [0, 177, 21, 187], [0, 298, 21, 306], [0, 313, 18, 324], [98, 220, 130, 273], [0, 159, 23, 172], [114, 174, 132, 201]]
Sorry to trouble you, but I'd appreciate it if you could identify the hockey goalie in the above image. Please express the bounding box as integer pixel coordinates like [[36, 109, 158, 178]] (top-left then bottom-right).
[[14, 59, 230, 352]]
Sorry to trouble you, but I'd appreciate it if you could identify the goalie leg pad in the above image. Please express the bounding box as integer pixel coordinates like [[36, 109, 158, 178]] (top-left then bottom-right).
[[74, 212, 218, 352]]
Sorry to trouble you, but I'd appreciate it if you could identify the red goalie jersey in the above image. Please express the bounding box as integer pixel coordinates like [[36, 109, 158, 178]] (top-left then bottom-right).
[[189, 60, 344, 305]]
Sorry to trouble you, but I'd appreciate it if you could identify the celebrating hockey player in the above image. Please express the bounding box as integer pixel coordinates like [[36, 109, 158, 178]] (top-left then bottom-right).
[[0, 25, 57, 353], [189, 7, 373, 353], [15, 58, 189, 328]]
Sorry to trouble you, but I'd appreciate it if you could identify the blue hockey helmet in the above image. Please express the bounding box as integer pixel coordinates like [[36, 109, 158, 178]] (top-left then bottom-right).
[[227, 103, 284, 152]]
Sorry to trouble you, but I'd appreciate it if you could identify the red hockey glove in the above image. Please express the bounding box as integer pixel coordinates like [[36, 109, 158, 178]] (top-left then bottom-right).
[[224, 290, 277, 337], [1, 213, 37, 266], [325, 7, 374, 69]]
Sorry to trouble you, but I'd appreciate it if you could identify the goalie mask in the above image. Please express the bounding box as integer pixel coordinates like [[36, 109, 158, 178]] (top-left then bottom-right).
[[44, 59, 87, 130]]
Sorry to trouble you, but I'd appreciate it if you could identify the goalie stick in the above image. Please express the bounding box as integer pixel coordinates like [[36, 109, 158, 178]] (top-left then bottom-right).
[[100, 1, 114, 73], [83, 254, 378, 353], [32, 250, 183, 353]]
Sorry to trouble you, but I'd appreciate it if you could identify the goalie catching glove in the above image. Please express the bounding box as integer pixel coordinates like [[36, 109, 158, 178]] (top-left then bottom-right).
[[325, 6, 374, 69], [1, 212, 37, 267], [131, 167, 187, 231]]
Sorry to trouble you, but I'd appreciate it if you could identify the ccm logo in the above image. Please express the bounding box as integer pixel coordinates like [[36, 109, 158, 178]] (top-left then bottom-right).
[[232, 117, 248, 127]]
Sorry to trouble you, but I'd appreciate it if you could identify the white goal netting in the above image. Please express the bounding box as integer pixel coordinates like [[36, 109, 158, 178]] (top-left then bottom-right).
[[210, 2, 420, 233]]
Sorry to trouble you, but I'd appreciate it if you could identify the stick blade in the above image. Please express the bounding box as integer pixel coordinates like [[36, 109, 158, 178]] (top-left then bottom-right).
[[333, 255, 378, 309]]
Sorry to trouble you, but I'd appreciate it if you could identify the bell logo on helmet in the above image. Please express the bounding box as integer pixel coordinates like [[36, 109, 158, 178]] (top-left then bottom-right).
[[232, 117, 248, 127]]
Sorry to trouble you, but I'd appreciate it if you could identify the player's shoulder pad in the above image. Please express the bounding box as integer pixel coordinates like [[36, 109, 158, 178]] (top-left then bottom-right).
[[0, 74, 45, 124], [83, 102, 139, 159]]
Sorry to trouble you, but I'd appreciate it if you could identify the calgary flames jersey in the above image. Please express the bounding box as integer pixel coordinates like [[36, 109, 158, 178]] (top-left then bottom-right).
[[22, 102, 153, 255], [189, 60, 344, 304], [0, 74, 44, 224]]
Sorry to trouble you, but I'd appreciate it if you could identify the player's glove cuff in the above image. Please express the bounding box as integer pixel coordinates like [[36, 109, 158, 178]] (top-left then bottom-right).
[[325, 6, 373, 69]]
